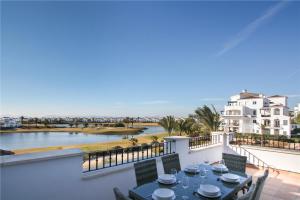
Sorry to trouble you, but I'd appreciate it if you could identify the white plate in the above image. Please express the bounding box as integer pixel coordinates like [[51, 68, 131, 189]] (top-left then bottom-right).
[[199, 184, 220, 196], [184, 168, 200, 173], [212, 166, 228, 172], [158, 174, 176, 184], [152, 194, 176, 200], [197, 188, 221, 198], [152, 188, 175, 200], [222, 173, 240, 181], [158, 178, 176, 185], [220, 176, 240, 183], [158, 174, 176, 182]]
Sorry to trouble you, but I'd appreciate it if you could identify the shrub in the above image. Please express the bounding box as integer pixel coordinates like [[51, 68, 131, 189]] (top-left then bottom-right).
[[114, 122, 125, 127]]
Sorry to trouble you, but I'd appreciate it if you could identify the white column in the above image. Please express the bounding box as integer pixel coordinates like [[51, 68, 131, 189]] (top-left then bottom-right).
[[164, 136, 190, 167]]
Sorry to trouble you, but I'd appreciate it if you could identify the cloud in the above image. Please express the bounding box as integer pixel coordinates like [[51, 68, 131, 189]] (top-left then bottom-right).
[[216, 1, 288, 57], [140, 100, 170, 105], [286, 69, 300, 80]]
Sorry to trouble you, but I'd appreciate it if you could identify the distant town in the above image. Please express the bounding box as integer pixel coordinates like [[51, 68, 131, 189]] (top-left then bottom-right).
[[0, 116, 162, 129], [1, 90, 300, 137]]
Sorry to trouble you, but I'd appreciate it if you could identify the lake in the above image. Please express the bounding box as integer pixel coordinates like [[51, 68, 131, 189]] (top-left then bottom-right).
[[0, 126, 164, 150]]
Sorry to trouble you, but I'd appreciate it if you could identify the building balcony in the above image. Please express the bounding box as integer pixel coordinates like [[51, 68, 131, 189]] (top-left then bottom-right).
[[1, 133, 299, 200], [227, 101, 238, 106]]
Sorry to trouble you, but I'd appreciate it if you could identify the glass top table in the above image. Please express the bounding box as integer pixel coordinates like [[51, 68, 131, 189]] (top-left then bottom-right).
[[129, 164, 252, 200]]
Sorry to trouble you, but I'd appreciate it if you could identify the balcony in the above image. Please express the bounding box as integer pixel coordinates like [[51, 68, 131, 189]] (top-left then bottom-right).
[[1, 133, 299, 200], [261, 114, 271, 117], [227, 101, 238, 106]]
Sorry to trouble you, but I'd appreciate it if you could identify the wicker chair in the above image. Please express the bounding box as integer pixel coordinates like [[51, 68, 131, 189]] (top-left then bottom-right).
[[252, 169, 269, 200], [222, 153, 247, 173], [113, 187, 131, 200], [236, 183, 256, 200], [134, 159, 158, 186], [161, 153, 181, 174]]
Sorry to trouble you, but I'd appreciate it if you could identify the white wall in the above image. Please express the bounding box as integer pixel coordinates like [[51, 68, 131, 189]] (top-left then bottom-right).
[[242, 146, 300, 173]]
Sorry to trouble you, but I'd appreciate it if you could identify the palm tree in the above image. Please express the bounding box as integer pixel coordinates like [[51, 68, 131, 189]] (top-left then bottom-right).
[[159, 116, 176, 136], [194, 105, 221, 132], [175, 119, 187, 136], [184, 117, 199, 136]]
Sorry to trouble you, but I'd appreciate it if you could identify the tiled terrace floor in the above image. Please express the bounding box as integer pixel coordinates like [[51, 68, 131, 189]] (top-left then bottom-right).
[[246, 166, 300, 200]]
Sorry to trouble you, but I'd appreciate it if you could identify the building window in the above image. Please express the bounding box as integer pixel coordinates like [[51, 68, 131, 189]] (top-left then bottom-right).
[[253, 110, 257, 116], [274, 119, 280, 127], [283, 131, 287, 135], [274, 129, 279, 135], [253, 101, 256, 105], [274, 108, 280, 115], [264, 120, 270, 126], [283, 120, 288, 125], [253, 120, 256, 123]]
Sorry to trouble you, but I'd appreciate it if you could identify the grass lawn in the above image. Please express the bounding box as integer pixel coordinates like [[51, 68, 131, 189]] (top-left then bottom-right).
[[12, 132, 170, 154]]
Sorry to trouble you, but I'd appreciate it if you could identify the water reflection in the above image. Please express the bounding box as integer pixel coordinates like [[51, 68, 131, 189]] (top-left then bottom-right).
[[0, 126, 164, 150]]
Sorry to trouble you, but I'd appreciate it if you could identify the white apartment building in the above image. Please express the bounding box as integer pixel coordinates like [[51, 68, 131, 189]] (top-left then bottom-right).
[[223, 90, 291, 136], [0, 117, 21, 129]]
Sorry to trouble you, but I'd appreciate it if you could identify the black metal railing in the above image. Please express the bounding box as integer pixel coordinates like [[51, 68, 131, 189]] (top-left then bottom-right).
[[230, 135, 300, 151], [189, 135, 220, 149], [83, 141, 173, 172]]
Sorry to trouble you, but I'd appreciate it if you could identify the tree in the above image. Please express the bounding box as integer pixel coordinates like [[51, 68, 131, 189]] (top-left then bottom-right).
[[130, 118, 134, 128], [129, 137, 138, 146], [74, 120, 79, 128], [123, 117, 130, 129], [83, 122, 89, 128], [193, 105, 221, 132], [150, 135, 159, 144], [159, 116, 176, 136], [20, 116, 24, 128], [34, 118, 38, 128], [43, 119, 49, 128], [175, 119, 187, 136], [295, 114, 300, 124]]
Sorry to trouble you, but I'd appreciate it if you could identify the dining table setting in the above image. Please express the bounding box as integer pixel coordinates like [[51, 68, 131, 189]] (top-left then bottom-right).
[[129, 161, 252, 200]]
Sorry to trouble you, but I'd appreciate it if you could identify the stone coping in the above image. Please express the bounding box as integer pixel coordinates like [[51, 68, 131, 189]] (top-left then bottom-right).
[[0, 149, 83, 166], [164, 136, 190, 140], [189, 143, 222, 153], [238, 145, 300, 155]]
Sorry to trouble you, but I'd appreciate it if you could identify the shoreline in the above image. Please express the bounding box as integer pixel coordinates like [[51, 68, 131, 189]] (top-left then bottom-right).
[[0, 122, 159, 135], [0, 127, 146, 135], [12, 132, 168, 155]]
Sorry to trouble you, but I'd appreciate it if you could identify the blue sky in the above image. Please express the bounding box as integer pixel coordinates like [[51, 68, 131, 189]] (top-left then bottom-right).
[[1, 1, 300, 117]]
